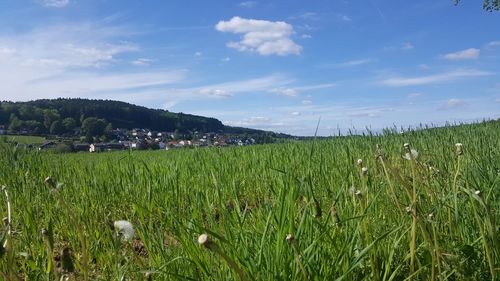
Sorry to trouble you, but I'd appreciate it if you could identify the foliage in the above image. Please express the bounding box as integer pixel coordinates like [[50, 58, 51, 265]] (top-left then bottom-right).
[[81, 117, 108, 137], [0, 121, 498, 280], [0, 98, 228, 134], [454, 0, 500, 11]]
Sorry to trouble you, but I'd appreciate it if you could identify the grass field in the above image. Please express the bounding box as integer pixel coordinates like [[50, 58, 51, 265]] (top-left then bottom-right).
[[2, 135, 46, 145], [0, 121, 499, 280]]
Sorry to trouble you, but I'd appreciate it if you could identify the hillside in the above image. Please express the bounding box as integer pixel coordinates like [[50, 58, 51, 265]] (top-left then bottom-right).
[[0, 98, 274, 136]]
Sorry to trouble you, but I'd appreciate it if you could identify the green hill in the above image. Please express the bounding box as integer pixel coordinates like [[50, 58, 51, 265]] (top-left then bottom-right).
[[0, 98, 276, 136]]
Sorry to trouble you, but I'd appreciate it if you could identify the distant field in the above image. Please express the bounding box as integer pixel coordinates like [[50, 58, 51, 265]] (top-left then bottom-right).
[[0, 121, 498, 280], [2, 134, 46, 144]]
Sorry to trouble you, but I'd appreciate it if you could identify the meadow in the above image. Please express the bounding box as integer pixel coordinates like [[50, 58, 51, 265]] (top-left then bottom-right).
[[2, 135, 46, 145], [0, 121, 498, 280]]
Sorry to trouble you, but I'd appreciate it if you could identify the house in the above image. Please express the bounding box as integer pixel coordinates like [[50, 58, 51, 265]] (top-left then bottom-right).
[[39, 141, 57, 151], [73, 143, 90, 152], [159, 142, 166, 150], [89, 143, 125, 153]]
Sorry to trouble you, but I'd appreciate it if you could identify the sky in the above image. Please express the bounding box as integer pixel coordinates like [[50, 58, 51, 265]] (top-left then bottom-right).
[[0, 0, 499, 136]]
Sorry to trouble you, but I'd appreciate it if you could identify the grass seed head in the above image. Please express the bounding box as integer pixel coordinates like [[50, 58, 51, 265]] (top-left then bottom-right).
[[403, 149, 419, 160], [455, 143, 463, 155], [355, 189, 362, 198], [404, 143, 410, 150], [361, 167, 368, 176], [44, 176, 56, 188]]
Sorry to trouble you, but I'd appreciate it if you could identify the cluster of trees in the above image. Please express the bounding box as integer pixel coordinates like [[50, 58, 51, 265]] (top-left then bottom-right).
[[1, 102, 113, 141], [0, 98, 226, 137]]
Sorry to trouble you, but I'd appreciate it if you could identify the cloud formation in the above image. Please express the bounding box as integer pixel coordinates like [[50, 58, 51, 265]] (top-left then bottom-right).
[[215, 17, 302, 56], [329, 59, 373, 68], [381, 69, 491, 87], [269, 83, 335, 97], [443, 48, 480, 60], [239, 1, 257, 8], [444, 98, 467, 109], [42, 0, 69, 8]]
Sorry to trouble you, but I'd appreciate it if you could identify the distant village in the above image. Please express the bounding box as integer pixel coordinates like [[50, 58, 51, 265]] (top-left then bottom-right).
[[1, 125, 263, 153]]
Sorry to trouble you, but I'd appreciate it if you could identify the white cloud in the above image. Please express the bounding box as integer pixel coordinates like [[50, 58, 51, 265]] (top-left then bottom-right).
[[347, 110, 381, 118], [301, 34, 312, 39], [42, 0, 69, 8], [486, 41, 500, 48], [443, 48, 480, 60], [221, 57, 231, 62], [194, 51, 203, 57], [269, 83, 335, 97], [445, 98, 466, 109], [381, 69, 492, 87], [384, 42, 415, 51], [198, 89, 233, 98], [131, 58, 153, 66], [302, 100, 313, 105], [291, 111, 301, 116], [157, 75, 292, 105], [295, 12, 319, 20], [270, 87, 298, 97], [215, 17, 302, 56], [0, 22, 186, 103], [239, 1, 257, 8], [407, 93, 422, 99], [337, 15, 352, 22], [225, 116, 272, 127], [330, 59, 373, 68], [401, 42, 414, 50]]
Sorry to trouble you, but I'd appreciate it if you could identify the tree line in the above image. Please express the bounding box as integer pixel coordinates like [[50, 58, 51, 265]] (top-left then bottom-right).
[[0, 98, 225, 137]]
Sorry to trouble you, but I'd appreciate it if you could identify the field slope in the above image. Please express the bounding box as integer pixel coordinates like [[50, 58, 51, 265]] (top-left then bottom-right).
[[0, 121, 498, 280]]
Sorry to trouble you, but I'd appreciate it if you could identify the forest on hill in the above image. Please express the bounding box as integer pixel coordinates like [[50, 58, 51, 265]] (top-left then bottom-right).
[[0, 98, 269, 136]]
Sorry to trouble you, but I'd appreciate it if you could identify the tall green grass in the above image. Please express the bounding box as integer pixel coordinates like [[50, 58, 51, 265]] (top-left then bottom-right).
[[0, 121, 498, 280]]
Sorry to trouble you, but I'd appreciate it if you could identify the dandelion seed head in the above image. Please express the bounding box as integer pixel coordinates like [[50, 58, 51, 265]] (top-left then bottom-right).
[[285, 234, 294, 244], [361, 167, 368, 176], [356, 159, 363, 166], [403, 149, 419, 160], [198, 234, 210, 246], [113, 220, 135, 241]]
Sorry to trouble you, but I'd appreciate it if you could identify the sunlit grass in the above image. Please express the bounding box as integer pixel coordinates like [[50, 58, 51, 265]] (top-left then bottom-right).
[[3, 135, 46, 145], [0, 121, 498, 280]]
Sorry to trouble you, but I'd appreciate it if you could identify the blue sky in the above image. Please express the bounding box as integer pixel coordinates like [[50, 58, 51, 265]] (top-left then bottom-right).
[[0, 0, 498, 135]]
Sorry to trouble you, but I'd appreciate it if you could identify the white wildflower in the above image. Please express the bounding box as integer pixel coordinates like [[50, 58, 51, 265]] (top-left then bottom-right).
[[114, 220, 135, 241], [356, 159, 363, 166], [403, 149, 419, 160]]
